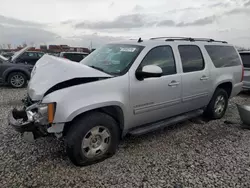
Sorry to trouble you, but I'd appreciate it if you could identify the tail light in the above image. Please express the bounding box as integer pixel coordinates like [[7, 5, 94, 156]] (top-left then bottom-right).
[[241, 65, 244, 82], [48, 103, 55, 123]]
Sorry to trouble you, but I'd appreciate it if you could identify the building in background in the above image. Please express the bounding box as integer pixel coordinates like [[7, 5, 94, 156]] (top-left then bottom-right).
[[0, 44, 91, 56]]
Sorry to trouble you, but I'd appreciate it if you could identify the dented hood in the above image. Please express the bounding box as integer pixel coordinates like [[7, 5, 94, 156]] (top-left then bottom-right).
[[28, 54, 112, 100]]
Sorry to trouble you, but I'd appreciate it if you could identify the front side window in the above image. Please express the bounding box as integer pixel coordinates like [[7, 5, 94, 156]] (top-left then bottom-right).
[[178, 45, 204, 73], [205, 45, 241, 68], [139, 46, 176, 76], [80, 44, 144, 75], [240, 53, 250, 68]]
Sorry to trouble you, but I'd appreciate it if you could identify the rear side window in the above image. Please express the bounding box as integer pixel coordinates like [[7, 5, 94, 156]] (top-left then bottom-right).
[[205, 45, 241, 68], [37, 53, 44, 58], [178, 45, 204, 73], [27, 52, 36, 57], [240, 53, 250, 68]]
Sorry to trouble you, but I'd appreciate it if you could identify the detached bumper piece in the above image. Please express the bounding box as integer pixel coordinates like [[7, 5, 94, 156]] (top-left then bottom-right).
[[8, 108, 49, 140], [236, 104, 250, 128]]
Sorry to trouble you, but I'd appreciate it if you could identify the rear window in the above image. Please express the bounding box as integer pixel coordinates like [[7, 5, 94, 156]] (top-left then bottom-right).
[[240, 53, 250, 68], [205, 45, 241, 68], [63, 53, 86, 62], [37, 53, 44, 58]]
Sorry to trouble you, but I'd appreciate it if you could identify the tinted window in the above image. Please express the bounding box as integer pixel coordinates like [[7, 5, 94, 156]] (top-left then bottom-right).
[[21, 52, 28, 57], [205, 45, 241, 68], [139, 46, 176, 76], [64, 53, 86, 62], [240, 53, 250, 68], [178, 45, 204, 73], [37, 53, 44, 58], [27, 52, 36, 57]]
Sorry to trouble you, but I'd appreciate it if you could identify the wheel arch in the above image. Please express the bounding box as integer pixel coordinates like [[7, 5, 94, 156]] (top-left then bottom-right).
[[3, 69, 30, 82], [215, 81, 233, 98], [63, 105, 125, 137]]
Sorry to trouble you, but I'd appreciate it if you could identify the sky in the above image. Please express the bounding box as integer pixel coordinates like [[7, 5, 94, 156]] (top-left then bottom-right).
[[0, 0, 250, 48]]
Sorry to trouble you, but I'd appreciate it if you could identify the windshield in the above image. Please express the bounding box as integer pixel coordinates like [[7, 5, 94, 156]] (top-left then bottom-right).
[[80, 44, 144, 75]]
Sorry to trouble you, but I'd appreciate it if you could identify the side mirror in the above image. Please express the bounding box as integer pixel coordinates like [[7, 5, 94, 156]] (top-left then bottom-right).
[[136, 65, 163, 81]]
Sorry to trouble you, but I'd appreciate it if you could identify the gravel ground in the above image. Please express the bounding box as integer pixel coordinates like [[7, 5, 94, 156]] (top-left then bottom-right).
[[0, 88, 250, 188]]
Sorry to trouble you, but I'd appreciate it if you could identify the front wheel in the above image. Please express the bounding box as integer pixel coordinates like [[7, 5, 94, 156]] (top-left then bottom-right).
[[204, 88, 228, 119], [65, 112, 120, 166], [7, 72, 27, 88]]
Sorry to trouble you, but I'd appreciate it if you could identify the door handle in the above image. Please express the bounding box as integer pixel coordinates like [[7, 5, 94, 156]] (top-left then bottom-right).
[[200, 75, 209, 80], [168, 80, 180, 86]]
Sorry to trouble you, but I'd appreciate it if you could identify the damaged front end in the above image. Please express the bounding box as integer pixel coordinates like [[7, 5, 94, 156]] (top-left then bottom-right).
[[8, 99, 56, 142]]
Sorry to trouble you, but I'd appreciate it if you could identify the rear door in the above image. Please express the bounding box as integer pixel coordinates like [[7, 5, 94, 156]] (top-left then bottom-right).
[[178, 45, 212, 112], [240, 53, 250, 89]]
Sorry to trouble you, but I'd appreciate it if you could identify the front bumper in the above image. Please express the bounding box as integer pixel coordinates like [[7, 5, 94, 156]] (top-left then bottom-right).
[[242, 81, 250, 90], [8, 109, 33, 133], [8, 108, 49, 140]]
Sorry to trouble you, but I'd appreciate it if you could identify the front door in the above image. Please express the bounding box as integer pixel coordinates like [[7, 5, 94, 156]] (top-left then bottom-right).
[[129, 45, 183, 129], [178, 45, 211, 112]]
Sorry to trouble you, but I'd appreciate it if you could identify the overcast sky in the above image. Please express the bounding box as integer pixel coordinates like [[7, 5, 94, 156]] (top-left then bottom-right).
[[0, 0, 250, 48]]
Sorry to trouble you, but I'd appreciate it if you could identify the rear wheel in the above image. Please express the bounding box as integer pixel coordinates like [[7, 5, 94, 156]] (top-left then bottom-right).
[[65, 112, 120, 166], [204, 88, 228, 119], [7, 72, 27, 88]]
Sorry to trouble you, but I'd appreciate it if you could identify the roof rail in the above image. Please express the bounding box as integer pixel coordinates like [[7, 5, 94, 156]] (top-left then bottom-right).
[[149, 37, 227, 43]]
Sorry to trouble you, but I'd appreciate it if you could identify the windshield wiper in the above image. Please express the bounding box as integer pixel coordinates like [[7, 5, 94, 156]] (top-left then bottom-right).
[[88, 65, 105, 72]]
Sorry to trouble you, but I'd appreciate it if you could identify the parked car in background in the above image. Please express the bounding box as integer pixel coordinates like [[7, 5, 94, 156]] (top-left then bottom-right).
[[239, 51, 250, 89], [11, 51, 45, 65], [0, 47, 41, 88], [8, 37, 243, 166], [59, 52, 89, 62]]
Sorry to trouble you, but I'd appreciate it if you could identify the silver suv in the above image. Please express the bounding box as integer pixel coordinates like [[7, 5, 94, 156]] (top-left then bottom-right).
[[8, 37, 243, 166]]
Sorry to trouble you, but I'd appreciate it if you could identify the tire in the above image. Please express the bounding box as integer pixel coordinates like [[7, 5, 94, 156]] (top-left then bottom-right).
[[204, 88, 228, 119], [65, 112, 120, 166], [7, 72, 27, 88]]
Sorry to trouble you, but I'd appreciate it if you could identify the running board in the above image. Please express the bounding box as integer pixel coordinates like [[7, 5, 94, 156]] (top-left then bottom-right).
[[129, 109, 204, 136]]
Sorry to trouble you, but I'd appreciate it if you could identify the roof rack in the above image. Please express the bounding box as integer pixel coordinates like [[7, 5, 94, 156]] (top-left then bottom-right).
[[149, 37, 227, 43]]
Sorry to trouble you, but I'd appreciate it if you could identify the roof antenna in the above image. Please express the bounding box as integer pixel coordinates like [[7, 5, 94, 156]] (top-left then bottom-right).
[[138, 37, 143, 43]]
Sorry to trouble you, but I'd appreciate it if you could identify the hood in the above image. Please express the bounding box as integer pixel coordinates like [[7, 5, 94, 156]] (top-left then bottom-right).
[[0, 54, 8, 61], [11, 46, 32, 62], [28, 54, 112, 100]]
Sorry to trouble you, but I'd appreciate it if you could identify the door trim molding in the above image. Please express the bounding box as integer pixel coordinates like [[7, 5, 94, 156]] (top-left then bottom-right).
[[134, 98, 181, 115], [182, 92, 209, 102]]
